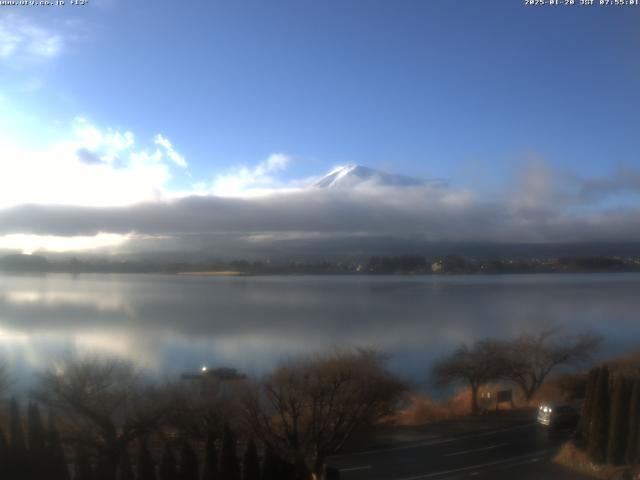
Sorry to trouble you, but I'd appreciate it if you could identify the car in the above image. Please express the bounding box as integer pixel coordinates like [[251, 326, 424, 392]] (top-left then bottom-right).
[[537, 403, 580, 430]]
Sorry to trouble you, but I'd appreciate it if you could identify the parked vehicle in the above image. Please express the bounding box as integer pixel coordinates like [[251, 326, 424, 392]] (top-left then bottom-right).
[[537, 403, 580, 430]]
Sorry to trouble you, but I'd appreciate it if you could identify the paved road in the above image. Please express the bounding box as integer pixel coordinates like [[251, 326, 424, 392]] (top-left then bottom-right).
[[327, 420, 590, 480]]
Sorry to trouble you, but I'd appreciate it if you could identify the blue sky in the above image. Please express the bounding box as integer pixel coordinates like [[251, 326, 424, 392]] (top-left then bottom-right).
[[1, 0, 640, 253]]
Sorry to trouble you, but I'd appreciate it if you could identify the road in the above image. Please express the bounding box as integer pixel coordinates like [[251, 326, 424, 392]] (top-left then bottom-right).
[[327, 413, 590, 480]]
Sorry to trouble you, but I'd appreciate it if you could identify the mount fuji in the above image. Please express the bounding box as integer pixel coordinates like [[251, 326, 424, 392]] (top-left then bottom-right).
[[313, 164, 444, 189]]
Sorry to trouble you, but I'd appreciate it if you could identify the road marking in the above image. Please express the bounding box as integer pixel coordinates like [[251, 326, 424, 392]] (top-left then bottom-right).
[[329, 423, 536, 459], [444, 443, 507, 457], [339, 466, 372, 472], [392, 449, 554, 480]]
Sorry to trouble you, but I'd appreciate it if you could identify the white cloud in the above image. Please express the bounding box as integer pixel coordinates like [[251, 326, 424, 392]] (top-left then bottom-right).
[[0, 117, 180, 209], [0, 233, 131, 255], [0, 15, 62, 65], [211, 153, 294, 197], [154, 134, 187, 168]]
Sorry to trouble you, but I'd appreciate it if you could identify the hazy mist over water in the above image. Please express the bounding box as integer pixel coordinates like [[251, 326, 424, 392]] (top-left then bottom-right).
[[0, 272, 638, 390]]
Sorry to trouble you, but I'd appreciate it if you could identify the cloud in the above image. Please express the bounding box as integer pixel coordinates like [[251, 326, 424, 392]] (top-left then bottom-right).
[[575, 166, 640, 203], [1, 170, 640, 254], [1, 113, 640, 256], [154, 134, 187, 168], [0, 15, 62, 65], [211, 153, 293, 197], [0, 117, 195, 209], [0, 233, 131, 255]]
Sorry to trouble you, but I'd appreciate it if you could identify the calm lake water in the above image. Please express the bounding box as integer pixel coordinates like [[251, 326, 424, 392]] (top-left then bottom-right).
[[0, 272, 639, 388]]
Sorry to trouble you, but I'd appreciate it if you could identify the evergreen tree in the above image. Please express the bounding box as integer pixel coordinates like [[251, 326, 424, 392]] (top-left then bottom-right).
[[179, 441, 199, 480], [137, 439, 157, 480], [159, 443, 178, 480], [625, 377, 640, 465], [607, 374, 629, 465], [293, 458, 309, 480], [95, 452, 112, 480], [588, 365, 610, 463], [242, 439, 259, 480], [8, 397, 27, 479], [47, 410, 70, 480], [260, 445, 278, 480], [28, 403, 46, 452], [321, 464, 340, 480], [219, 425, 240, 480], [28, 402, 47, 479], [279, 459, 295, 480], [116, 449, 134, 480], [0, 428, 8, 480], [581, 367, 599, 442], [201, 433, 218, 480], [74, 444, 94, 480]]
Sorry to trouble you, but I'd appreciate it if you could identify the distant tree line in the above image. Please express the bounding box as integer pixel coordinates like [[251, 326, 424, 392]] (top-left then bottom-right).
[[2, 253, 640, 275]]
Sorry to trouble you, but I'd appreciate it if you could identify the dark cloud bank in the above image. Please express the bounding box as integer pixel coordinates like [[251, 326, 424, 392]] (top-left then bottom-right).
[[2, 169, 640, 259]]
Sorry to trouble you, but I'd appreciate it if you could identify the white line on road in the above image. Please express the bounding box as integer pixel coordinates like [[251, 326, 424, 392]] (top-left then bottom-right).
[[329, 423, 536, 459], [339, 466, 372, 472], [444, 443, 507, 457], [392, 449, 554, 480]]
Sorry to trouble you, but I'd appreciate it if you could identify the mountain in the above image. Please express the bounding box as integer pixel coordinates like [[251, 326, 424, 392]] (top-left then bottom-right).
[[313, 164, 443, 189]]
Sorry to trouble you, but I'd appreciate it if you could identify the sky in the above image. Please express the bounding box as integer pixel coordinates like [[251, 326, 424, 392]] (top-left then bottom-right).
[[1, 0, 640, 256]]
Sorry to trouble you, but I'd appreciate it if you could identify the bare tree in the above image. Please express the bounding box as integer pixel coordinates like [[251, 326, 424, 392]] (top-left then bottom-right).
[[432, 340, 505, 415], [164, 372, 248, 440], [501, 329, 601, 402], [32, 357, 170, 480], [243, 348, 406, 475]]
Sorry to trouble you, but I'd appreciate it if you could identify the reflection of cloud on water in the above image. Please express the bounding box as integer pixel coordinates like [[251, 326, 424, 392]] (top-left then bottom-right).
[[5, 289, 135, 316], [0, 327, 162, 376], [0, 273, 640, 385]]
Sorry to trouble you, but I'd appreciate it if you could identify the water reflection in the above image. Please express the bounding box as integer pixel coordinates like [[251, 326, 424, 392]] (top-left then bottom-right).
[[0, 273, 639, 388]]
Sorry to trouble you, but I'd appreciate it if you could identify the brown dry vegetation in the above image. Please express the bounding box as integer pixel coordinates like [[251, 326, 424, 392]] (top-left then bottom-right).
[[392, 384, 519, 426], [553, 442, 634, 480], [605, 349, 640, 374]]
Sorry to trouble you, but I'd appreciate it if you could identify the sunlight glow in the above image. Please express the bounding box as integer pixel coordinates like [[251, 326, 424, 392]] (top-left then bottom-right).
[[0, 232, 132, 254]]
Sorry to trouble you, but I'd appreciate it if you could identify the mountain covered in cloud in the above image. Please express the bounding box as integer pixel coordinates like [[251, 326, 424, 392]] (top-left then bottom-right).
[[313, 164, 444, 189], [2, 138, 640, 261]]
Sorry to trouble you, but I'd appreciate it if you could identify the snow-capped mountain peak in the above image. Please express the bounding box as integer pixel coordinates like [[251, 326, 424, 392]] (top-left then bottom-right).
[[313, 164, 439, 189]]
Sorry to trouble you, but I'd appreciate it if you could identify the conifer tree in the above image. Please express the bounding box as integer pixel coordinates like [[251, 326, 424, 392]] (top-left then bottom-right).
[[28, 402, 47, 479], [0, 428, 8, 480], [279, 458, 295, 480], [74, 444, 94, 480], [201, 433, 218, 480], [8, 398, 27, 479], [179, 441, 199, 480], [321, 464, 340, 480], [293, 458, 309, 480], [242, 439, 259, 480], [47, 411, 71, 480], [625, 377, 640, 465], [581, 367, 599, 442], [219, 425, 240, 480], [607, 374, 629, 465], [159, 443, 178, 480], [588, 364, 610, 463], [116, 449, 134, 480], [137, 439, 157, 480], [260, 445, 279, 480]]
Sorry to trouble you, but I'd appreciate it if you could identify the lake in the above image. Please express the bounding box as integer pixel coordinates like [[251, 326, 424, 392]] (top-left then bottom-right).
[[0, 272, 638, 389]]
